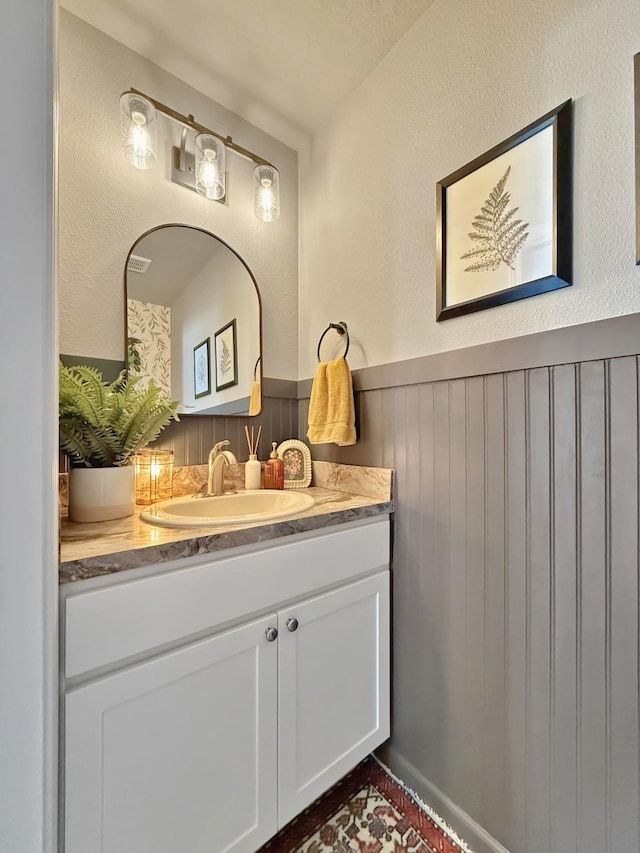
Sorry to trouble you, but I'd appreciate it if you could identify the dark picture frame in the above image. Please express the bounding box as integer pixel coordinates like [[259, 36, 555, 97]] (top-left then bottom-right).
[[634, 54, 640, 264], [214, 318, 238, 391], [436, 100, 573, 321], [193, 337, 211, 398]]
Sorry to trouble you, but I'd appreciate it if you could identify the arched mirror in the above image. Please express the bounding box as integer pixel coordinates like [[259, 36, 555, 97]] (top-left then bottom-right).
[[125, 224, 262, 416]]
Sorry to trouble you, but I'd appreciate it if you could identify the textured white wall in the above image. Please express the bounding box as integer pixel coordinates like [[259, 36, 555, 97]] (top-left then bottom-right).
[[59, 10, 298, 380], [299, 0, 640, 378]]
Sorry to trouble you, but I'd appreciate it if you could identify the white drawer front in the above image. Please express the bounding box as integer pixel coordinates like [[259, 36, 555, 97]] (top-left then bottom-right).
[[65, 519, 390, 679]]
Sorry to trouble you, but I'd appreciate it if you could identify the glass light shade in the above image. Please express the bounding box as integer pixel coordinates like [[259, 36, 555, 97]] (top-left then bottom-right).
[[134, 449, 174, 505], [254, 165, 280, 222], [195, 134, 226, 200], [120, 93, 158, 169]]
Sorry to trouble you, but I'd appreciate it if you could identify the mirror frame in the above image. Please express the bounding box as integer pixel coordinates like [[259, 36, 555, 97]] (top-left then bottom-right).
[[123, 223, 263, 416]]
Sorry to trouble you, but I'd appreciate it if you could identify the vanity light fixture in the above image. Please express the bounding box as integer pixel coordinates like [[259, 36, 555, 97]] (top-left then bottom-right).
[[195, 134, 226, 200], [119, 88, 280, 221], [254, 165, 280, 222], [120, 92, 158, 170]]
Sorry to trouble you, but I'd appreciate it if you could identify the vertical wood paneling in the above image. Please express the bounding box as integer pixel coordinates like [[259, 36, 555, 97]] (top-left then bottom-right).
[[418, 384, 440, 778], [358, 389, 384, 467], [390, 386, 406, 739], [483, 372, 507, 839], [447, 379, 468, 807], [527, 368, 552, 853], [151, 397, 298, 466], [608, 357, 639, 853], [505, 370, 528, 851], [578, 361, 608, 853], [393, 386, 428, 760], [464, 376, 486, 822], [432, 381, 451, 796], [550, 364, 579, 853], [299, 353, 639, 853], [381, 386, 396, 470]]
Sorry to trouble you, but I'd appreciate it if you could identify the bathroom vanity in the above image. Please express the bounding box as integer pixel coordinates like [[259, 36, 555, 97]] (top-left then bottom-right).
[[59, 466, 392, 853]]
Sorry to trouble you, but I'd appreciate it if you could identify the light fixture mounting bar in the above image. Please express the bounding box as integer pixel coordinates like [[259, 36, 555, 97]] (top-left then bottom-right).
[[127, 88, 275, 170]]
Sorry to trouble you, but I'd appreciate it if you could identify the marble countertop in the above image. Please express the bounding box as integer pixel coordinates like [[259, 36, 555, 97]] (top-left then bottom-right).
[[60, 471, 393, 584]]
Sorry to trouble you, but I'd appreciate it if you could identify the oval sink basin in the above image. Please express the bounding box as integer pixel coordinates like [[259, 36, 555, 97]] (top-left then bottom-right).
[[141, 489, 316, 528]]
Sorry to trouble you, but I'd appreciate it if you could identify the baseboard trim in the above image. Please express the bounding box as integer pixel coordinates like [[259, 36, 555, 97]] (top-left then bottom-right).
[[379, 746, 512, 853]]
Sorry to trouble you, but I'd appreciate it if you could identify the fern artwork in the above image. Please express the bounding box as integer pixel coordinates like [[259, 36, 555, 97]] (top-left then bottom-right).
[[59, 363, 179, 468], [214, 318, 239, 392], [436, 101, 572, 321], [459, 167, 529, 273], [219, 339, 232, 376]]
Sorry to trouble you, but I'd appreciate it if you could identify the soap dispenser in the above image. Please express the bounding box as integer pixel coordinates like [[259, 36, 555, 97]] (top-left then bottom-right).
[[264, 442, 285, 490]]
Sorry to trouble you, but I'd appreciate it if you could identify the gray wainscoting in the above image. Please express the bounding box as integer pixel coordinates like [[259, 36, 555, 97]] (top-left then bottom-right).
[[298, 356, 639, 853], [154, 393, 298, 466]]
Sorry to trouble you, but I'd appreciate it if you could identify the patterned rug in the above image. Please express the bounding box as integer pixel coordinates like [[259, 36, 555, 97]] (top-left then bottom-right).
[[258, 758, 467, 853]]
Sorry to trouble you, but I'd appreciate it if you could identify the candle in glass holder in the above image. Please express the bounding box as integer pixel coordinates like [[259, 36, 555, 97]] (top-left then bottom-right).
[[134, 449, 174, 505]]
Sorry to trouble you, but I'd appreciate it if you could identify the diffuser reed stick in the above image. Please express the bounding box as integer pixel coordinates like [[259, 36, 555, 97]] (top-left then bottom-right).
[[244, 424, 263, 457]]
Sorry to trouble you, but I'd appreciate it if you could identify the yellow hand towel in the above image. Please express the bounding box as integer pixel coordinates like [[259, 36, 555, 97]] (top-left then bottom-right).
[[248, 380, 261, 416], [307, 357, 357, 446]]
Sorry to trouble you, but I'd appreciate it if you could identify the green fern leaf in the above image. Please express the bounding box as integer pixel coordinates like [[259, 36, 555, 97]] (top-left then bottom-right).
[[59, 363, 178, 468]]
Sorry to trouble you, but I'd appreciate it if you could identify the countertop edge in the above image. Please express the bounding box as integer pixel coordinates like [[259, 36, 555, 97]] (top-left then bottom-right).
[[59, 499, 394, 585]]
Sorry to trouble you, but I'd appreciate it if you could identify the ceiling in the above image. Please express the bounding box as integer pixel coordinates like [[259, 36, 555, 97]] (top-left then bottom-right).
[[60, 0, 435, 150], [127, 227, 222, 306]]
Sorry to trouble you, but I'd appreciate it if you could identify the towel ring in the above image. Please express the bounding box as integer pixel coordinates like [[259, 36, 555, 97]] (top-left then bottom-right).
[[317, 322, 349, 363], [253, 356, 261, 381]]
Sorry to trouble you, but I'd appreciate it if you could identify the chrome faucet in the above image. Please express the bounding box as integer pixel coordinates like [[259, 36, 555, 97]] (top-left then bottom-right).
[[207, 440, 238, 496]]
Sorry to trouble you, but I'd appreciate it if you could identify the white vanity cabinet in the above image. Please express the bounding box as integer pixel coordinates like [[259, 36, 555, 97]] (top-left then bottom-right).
[[65, 614, 279, 853], [61, 518, 390, 853], [277, 572, 389, 825]]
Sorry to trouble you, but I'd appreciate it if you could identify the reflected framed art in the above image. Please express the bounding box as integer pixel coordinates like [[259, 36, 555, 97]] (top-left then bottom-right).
[[193, 337, 211, 399], [214, 318, 238, 392]]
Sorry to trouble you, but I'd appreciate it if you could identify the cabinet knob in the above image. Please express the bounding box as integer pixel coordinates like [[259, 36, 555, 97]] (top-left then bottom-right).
[[286, 618, 299, 632], [265, 627, 278, 642]]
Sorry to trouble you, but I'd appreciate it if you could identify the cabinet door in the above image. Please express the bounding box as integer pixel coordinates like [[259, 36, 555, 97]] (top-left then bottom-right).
[[277, 571, 390, 826], [65, 614, 278, 853]]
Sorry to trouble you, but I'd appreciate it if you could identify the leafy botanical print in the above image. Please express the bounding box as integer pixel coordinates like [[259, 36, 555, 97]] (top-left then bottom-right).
[[219, 338, 232, 376], [127, 299, 171, 397], [127, 336, 143, 372], [460, 166, 529, 272]]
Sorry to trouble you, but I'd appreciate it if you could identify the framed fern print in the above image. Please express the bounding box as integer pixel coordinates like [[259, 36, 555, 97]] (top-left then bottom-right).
[[436, 100, 572, 320], [193, 337, 211, 399], [214, 318, 238, 391]]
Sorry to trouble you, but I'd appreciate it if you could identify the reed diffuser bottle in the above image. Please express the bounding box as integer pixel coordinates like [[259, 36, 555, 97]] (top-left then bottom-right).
[[244, 425, 262, 490]]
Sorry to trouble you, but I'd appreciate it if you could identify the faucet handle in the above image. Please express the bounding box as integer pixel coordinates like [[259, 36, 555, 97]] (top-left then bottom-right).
[[211, 439, 230, 455]]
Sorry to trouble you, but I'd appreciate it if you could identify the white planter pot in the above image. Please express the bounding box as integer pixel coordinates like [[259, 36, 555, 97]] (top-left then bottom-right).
[[69, 466, 135, 523]]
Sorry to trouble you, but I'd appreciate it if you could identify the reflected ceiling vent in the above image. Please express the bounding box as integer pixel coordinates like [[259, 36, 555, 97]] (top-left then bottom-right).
[[127, 254, 152, 274]]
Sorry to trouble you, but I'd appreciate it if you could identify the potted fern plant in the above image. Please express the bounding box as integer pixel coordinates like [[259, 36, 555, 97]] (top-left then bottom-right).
[[59, 364, 179, 522]]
